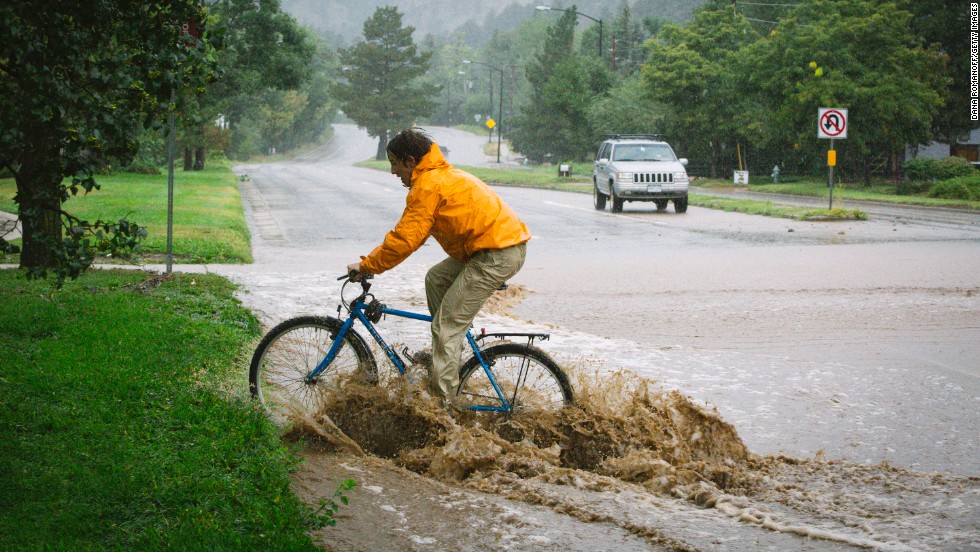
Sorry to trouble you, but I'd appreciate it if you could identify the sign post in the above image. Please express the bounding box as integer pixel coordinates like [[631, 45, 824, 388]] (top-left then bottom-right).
[[166, 95, 174, 273], [818, 108, 847, 209]]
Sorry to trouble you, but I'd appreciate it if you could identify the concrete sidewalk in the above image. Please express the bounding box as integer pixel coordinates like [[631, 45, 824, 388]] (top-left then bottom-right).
[[0, 210, 18, 241]]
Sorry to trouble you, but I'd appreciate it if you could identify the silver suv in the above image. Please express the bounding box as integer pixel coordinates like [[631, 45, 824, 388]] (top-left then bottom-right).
[[593, 135, 689, 213]]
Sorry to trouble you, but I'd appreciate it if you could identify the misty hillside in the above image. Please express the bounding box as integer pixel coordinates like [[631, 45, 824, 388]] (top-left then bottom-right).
[[281, 0, 707, 46]]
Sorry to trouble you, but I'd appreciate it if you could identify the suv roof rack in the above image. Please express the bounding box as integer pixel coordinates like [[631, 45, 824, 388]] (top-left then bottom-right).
[[605, 133, 666, 140]]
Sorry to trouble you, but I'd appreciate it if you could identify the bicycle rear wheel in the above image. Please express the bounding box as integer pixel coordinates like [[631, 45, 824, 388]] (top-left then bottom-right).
[[456, 343, 573, 413], [249, 315, 377, 420]]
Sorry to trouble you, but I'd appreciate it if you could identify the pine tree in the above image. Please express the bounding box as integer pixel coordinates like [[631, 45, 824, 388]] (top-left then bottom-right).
[[511, 6, 611, 163], [333, 7, 440, 159]]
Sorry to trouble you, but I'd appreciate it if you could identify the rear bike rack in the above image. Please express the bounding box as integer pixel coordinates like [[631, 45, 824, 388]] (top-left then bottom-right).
[[474, 328, 550, 347]]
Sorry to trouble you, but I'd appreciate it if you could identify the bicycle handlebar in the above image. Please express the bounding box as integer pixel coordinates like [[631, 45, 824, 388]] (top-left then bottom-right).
[[337, 271, 374, 282]]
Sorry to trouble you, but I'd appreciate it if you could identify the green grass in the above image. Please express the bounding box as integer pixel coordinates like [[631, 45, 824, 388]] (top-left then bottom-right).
[[0, 268, 324, 550], [690, 194, 866, 220], [696, 178, 980, 210], [0, 159, 252, 264]]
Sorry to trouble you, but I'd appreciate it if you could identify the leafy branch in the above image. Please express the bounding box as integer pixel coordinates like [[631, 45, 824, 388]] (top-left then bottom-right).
[[306, 479, 357, 529], [26, 206, 147, 287]]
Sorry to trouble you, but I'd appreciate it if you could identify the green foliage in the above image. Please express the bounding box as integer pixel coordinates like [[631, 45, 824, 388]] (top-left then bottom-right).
[[689, 194, 865, 220], [737, 0, 945, 181], [333, 6, 440, 159], [589, 74, 666, 139], [902, 156, 975, 192], [0, 1, 216, 279], [0, 159, 252, 268], [202, 0, 324, 160], [644, 5, 759, 176], [610, 2, 652, 76], [895, 179, 932, 196], [307, 480, 358, 529], [31, 217, 148, 287], [511, 8, 613, 162], [902, 157, 940, 182], [936, 156, 974, 180], [425, 37, 479, 127], [911, 1, 973, 143], [0, 269, 328, 549], [0, 238, 19, 256], [927, 177, 980, 200]]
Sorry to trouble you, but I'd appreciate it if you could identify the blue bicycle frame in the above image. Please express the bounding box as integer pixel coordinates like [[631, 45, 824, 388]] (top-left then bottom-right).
[[308, 296, 514, 412]]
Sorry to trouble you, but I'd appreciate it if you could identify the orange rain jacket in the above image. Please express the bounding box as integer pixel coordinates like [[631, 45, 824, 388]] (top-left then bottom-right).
[[359, 142, 531, 275]]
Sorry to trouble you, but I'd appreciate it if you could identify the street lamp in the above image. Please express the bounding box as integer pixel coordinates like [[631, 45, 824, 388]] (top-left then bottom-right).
[[462, 60, 504, 163], [535, 5, 603, 62]]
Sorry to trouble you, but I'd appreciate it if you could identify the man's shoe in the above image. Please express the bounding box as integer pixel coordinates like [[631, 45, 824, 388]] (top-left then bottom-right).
[[404, 347, 432, 369]]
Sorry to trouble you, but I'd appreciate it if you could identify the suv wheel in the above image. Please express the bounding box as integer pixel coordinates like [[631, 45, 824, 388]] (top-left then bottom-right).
[[654, 200, 668, 211], [610, 184, 624, 213], [593, 181, 606, 210], [673, 195, 688, 213]]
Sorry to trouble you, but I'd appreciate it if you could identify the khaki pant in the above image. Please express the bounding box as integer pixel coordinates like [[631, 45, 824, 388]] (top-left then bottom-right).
[[424, 242, 527, 400]]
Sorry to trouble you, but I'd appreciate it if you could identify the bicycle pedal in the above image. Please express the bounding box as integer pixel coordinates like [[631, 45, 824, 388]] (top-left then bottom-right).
[[403, 347, 432, 367]]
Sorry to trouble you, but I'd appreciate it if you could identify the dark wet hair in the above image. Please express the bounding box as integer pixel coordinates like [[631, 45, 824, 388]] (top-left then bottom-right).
[[386, 127, 433, 164]]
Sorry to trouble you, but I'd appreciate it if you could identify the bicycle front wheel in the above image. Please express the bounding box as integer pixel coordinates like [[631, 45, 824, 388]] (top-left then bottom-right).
[[249, 316, 377, 420], [456, 343, 573, 413]]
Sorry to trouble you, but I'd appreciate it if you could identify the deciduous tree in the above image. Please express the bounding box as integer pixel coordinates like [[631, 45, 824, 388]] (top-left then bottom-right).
[[0, 1, 215, 281], [511, 6, 612, 162], [195, 0, 316, 165], [643, 4, 758, 177], [739, 0, 945, 181]]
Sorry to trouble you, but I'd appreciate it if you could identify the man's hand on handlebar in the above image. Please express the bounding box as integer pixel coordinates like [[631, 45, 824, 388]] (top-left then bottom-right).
[[346, 262, 369, 282]]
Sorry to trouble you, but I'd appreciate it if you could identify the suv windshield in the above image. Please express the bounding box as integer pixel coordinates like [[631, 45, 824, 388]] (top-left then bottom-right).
[[612, 144, 675, 162]]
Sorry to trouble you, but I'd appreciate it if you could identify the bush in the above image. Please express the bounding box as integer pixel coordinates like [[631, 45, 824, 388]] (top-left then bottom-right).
[[900, 156, 976, 196], [927, 176, 980, 200], [936, 156, 974, 180], [902, 157, 938, 182], [902, 155, 974, 182]]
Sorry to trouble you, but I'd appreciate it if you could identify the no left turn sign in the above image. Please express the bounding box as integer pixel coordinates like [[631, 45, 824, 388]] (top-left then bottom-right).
[[818, 108, 848, 139]]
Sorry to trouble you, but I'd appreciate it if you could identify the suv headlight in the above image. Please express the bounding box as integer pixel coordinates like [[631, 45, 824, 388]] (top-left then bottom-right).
[[674, 171, 688, 181], [616, 172, 633, 181]]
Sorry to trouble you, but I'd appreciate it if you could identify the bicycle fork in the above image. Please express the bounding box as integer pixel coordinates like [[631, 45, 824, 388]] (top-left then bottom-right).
[[306, 317, 358, 383]]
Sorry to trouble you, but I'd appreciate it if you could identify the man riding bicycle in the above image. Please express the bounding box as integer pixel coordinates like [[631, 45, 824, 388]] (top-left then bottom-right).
[[347, 127, 530, 404]]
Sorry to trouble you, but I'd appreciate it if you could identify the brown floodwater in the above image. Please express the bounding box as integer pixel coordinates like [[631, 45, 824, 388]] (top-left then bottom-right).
[[283, 364, 978, 551]]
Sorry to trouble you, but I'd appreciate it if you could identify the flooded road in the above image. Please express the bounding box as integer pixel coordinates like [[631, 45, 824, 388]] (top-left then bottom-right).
[[217, 125, 978, 550]]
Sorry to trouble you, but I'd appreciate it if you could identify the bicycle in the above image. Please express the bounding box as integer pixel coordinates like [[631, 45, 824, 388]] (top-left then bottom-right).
[[249, 273, 573, 418]]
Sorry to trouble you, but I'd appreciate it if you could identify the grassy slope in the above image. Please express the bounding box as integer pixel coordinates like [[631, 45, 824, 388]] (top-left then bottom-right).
[[0, 269, 320, 550]]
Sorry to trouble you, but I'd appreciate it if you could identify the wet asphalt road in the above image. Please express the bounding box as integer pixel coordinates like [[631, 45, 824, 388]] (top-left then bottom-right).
[[230, 124, 980, 477]]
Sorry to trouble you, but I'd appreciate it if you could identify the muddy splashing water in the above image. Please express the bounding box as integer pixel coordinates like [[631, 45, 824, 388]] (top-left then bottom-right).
[[288, 367, 752, 501], [283, 364, 979, 550]]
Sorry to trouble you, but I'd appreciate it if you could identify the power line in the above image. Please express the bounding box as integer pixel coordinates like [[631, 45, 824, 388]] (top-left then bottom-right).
[[745, 17, 780, 24]]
